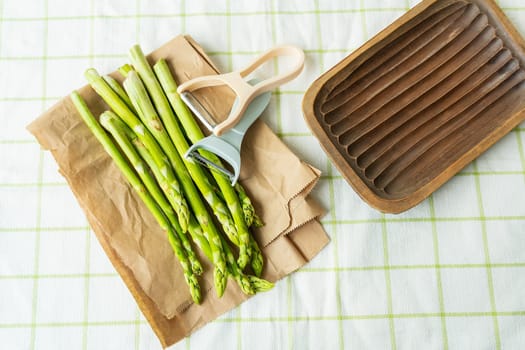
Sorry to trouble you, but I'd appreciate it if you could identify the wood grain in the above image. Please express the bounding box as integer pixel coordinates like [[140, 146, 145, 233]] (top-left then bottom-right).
[[302, 0, 525, 213]]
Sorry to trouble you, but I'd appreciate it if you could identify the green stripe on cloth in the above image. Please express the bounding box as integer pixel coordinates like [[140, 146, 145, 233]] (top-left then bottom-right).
[[473, 160, 501, 349], [429, 196, 448, 349]]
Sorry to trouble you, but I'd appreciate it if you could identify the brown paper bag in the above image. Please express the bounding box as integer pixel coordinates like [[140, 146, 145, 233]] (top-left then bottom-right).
[[27, 35, 330, 348]]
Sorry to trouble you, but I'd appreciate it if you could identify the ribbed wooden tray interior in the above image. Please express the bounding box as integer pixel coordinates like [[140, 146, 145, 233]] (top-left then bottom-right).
[[303, 0, 525, 213]]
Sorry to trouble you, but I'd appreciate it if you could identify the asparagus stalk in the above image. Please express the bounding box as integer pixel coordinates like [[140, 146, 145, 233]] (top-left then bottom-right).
[[123, 117, 229, 293], [85, 68, 190, 232], [220, 234, 274, 294], [128, 46, 244, 267], [122, 70, 232, 280], [119, 63, 134, 77], [247, 274, 274, 293], [84, 68, 227, 296], [100, 112, 203, 276], [186, 216, 213, 261], [251, 213, 265, 228], [234, 182, 255, 228], [186, 212, 272, 294], [249, 237, 264, 277], [132, 137, 206, 276], [122, 72, 167, 141], [220, 235, 253, 295], [70, 93, 201, 304], [148, 60, 258, 230], [153, 58, 253, 268], [102, 75, 136, 114]]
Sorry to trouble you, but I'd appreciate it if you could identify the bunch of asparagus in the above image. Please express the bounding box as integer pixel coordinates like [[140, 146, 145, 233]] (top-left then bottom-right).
[[71, 45, 273, 305]]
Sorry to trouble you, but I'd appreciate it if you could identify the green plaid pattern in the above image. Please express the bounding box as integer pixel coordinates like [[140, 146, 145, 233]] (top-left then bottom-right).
[[1, 0, 525, 349]]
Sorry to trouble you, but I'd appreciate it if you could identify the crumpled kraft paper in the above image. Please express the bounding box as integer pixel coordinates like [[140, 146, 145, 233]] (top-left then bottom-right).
[[27, 35, 330, 348]]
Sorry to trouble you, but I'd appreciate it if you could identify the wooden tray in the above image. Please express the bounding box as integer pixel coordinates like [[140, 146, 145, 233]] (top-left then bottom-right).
[[302, 0, 525, 213]]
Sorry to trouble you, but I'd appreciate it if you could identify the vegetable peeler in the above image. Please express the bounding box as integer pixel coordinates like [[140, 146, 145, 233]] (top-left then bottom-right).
[[178, 45, 305, 185]]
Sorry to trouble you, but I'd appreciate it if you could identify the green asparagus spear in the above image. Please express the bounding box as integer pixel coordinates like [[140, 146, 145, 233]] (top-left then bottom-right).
[[251, 213, 265, 228], [122, 70, 232, 283], [221, 237, 254, 295], [144, 61, 258, 231], [85, 68, 190, 232], [186, 216, 213, 260], [190, 213, 272, 294], [132, 144, 202, 275], [187, 215, 260, 295], [119, 63, 134, 77], [84, 68, 227, 296], [99, 108, 268, 294], [71, 93, 201, 304], [220, 234, 273, 294], [102, 75, 136, 114], [128, 46, 244, 267], [100, 111, 203, 276], [132, 136, 206, 276], [183, 214, 242, 295], [234, 182, 255, 228], [123, 117, 227, 292], [153, 58, 253, 268], [248, 275, 274, 293], [249, 237, 264, 277]]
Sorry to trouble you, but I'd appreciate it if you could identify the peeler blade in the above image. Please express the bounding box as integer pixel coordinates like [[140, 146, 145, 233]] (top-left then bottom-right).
[[179, 91, 217, 132], [188, 150, 236, 183], [184, 136, 242, 185]]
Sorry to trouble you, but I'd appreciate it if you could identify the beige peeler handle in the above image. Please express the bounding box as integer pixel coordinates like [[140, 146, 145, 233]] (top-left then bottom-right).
[[177, 45, 305, 136]]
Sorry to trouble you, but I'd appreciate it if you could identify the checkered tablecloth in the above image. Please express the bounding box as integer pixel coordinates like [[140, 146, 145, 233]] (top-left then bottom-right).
[[2, 0, 525, 349]]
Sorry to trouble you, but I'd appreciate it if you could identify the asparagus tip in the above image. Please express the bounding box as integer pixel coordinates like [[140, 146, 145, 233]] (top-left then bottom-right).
[[236, 275, 255, 295], [214, 266, 228, 298], [189, 275, 202, 304], [248, 276, 274, 293], [237, 246, 250, 270], [252, 214, 265, 228]]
